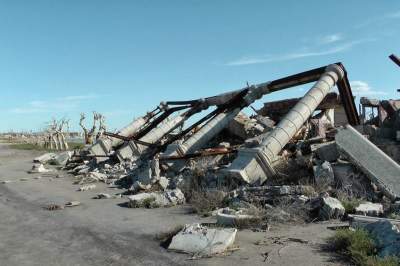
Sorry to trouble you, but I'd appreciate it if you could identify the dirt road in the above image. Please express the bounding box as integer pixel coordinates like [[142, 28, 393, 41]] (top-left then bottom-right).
[[0, 143, 344, 266]]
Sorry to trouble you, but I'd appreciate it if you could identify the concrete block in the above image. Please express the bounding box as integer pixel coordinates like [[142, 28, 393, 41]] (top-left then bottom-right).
[[127, 188, 184, 208], [319, 197, 345, 220], [28, 164, 51, 173], [365, 221, 400, 257], [355, 202, 383, 217], [336, 125, 400, 200], [310, 141, 339, 162], [79, 184, 96, 191], [50, 151, 72, 166], [168, 223, 237, 255], [313, 161, 334, 187], [33, 153, 56, 163], [216, 208, 258, 226]]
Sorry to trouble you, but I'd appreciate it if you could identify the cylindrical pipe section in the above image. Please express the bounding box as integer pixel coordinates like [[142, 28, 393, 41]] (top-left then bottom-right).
[[176, 108, 242, 155], [132, 114, 187, 155], [261, 64, 344, 162]]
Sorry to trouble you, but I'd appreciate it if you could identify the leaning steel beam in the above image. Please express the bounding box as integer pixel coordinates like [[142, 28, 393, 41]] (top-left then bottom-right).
[[389, 54, 400, 68], [223, 64, 344, 184], [336, 63, 360, 126], [165, 63, 357, 162]]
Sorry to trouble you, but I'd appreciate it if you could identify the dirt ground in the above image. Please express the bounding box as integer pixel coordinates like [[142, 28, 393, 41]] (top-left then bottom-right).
[[0, 143, 347, 266]]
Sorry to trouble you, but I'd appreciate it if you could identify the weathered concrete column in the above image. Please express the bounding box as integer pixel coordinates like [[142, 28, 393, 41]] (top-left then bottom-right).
[[165, 82, 272, 158], [224, 64, 344, 184], [116, 114, 187, 161], [89, 116, 147, 159], [175, 109, 242, 156]]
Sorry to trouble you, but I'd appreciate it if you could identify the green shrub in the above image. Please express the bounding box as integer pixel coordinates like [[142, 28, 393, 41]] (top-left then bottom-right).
[[328, 229, 400, 266]]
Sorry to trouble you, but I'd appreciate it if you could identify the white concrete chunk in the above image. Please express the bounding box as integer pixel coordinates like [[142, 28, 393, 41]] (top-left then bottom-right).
[[168, 223, 237, 255], [355, 202, 384, 217]]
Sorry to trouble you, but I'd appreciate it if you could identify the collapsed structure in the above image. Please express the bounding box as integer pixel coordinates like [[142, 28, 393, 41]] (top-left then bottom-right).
[[61, 62, 400, 225]]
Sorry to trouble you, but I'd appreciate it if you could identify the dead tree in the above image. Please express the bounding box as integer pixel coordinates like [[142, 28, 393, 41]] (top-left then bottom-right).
[[56, 118, 69, 150], [95, 113, 106, 140], [50, 119, 59, 150], [79, 112, 98, 145]]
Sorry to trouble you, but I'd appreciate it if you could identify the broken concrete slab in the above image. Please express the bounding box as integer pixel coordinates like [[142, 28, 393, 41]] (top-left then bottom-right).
[[226, 112, 264, 140], [349, 215, 400, 258], [65, 201, 81, 207], [28, 164, 51, 173], [319, 197, 345, 220], [168, 223, 237, 256], [127, 188, 185, 208], [313, 161, 334, 187], [49, 151, 72, 166], [33, 153, 56, 164], [365, 221, 400, 258], [349, 214, 400, 228], [336, 125, 400, 200], [93, 193, 112, 199], [216, 208, 259, 227], [310, 141, 339, 162], [355, 202, 383, 217], [78, 184, 96, 191]]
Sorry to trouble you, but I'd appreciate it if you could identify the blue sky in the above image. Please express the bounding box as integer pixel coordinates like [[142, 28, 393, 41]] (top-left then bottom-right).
[[1, 1, 399, 132]]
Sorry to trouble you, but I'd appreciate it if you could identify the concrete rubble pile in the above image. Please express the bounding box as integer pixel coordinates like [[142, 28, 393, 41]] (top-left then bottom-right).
[[56, 62, 399, 233]]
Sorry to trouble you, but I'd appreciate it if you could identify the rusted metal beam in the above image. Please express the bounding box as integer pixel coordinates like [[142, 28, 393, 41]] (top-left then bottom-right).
[[160, 148, 236, 161], [103, 132, 155, 147], [336, 63, 360, 126]]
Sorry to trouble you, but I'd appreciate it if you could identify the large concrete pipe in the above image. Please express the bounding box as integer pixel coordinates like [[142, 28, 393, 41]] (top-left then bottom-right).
[[165, 81, 273, 159], [223, 64, 344, 184], [116, 114, 187, 161]]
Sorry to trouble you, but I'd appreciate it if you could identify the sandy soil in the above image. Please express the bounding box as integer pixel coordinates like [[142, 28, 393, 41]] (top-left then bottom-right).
[[0, 143, 346, 266]]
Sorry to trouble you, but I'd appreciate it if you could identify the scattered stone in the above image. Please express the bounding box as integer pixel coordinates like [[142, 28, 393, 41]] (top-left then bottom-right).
[[49, 151, 72, 166], [93, 193, 112, 199], [19, 178, 29, 181], [365, 221, 400, 258], [355, 202, 383, 217], [33, 153, 56, 164], [310, 141, 339, 162], [34, 176, 42, 180], [79, 184, 96, 191], [216, 208, 259, 227], [319, 196, 345, 220], [1, 180, 12, 184], [313, 161, 334, 187], [127, 188, 185, 208], [87, 172, 108, 182], [168, 223, 237, 256], [157, 176, 169, 190], [28, 164, 51, 173], [44, 204, 64, 211], [65, 201, 81, 207]]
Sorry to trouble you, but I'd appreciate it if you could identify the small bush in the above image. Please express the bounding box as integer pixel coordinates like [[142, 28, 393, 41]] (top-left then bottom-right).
[[341, 198, 364, 214], [327, 229, 400, 266], [9, 142, 84, 151], [190, 190, 227, 216], [128, 197, 160, 209]]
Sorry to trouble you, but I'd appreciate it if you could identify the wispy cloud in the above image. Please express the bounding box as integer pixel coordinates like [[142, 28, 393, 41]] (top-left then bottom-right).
[[355, 9, 400, 29], [350, 81, 387, 96], [225, 39, 371, 66], [318, 33, 343, 44], [385, 10, 400, 19], [9, 94, 101, 114]]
